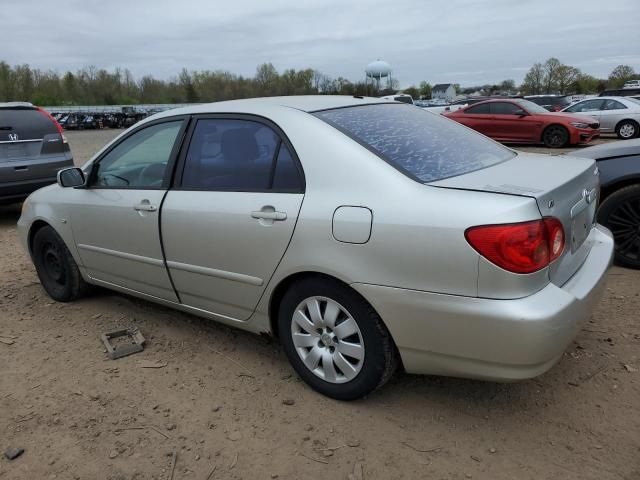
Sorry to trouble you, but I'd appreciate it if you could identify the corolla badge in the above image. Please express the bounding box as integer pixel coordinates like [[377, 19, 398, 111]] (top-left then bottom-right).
[[8, 133, 18, 141]]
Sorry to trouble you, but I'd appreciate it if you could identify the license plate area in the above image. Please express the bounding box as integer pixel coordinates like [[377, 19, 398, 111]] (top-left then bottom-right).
[[571, 209, 590, 253]]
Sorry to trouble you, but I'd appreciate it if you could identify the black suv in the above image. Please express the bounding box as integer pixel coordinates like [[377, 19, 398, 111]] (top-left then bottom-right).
[[0, 102, 73, 204]]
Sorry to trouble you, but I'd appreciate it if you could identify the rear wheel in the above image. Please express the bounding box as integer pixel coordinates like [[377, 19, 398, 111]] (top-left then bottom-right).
[[32, 226, 89, 301], [598, 185, 640, 269], [615, 120, 639, 140], [542, 125, 569, 148], [278, 277, 397, 400]]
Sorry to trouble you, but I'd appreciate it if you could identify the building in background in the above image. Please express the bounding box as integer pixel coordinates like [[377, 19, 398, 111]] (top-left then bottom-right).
[[432, 84, 456, 102]]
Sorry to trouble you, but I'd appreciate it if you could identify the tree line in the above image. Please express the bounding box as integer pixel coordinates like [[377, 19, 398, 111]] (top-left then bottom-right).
[[0, 59, 636, 106], [0, 61, 376, 106]]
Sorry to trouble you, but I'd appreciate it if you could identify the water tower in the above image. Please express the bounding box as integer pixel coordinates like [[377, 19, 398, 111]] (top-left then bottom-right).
[[365, 60, 392, 91]]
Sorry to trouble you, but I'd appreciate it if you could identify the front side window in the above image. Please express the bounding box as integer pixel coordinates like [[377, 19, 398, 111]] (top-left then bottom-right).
[[465, 103, 490, 114], [566, 99, 604, 113], [490, 102, 523, 115], [181, 118, 302, 191], [92, 121, 182, 188], [314, 103, 515, 183]]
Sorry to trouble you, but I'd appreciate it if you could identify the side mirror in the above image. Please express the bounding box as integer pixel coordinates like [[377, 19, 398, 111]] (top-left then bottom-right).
[[57, 167, 86, 188]]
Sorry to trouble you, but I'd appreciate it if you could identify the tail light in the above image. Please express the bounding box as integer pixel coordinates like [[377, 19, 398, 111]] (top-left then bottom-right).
[[465, 218, 565, 274], [37, 107, 65, 136]]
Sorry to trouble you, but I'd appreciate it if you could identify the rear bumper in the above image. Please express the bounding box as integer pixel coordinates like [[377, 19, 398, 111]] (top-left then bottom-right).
[[352, 225, 614, 381]]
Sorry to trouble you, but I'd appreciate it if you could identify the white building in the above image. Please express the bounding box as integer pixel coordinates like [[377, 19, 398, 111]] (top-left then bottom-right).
[[432, 84, 456, 102]]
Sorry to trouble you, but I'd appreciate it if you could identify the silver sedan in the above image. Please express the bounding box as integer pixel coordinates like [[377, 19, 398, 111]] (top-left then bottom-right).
[[18, 96, 614, 400], [562, 96, 640, 139]]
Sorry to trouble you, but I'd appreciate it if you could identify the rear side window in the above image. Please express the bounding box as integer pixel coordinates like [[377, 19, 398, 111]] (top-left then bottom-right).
[[0, 107, 58, 140], [314, 104, 514, 183], [181, 118, 303, 192]]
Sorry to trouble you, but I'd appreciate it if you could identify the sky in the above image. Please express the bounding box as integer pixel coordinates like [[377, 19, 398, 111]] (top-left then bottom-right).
[[2, 0, 639, 88]]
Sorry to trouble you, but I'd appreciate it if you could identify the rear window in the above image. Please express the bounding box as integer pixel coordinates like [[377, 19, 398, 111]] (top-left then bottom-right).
[[0, 107, 58, 140], [314, 103, 515, 183]]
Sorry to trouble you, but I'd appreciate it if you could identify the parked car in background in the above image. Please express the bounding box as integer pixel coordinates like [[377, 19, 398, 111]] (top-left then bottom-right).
[[18, 96, 613, 399], [0, 102, 73, 204], [60, 114, 82, 130], [573, 139, 640, 268], [524, 95, 572, 112], [599, 88, 640, 98], [423, 96, 521, 115], [380, 93, 414, 104], [561, 97, 640, 139], [444, 98, 600, 148], [623, 80, 640, 89]]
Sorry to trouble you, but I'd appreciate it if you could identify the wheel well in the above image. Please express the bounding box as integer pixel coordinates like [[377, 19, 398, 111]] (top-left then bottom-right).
[[615, 118, 639, 131], [601, 177, 640, 203], [27, 220, 51, 255], [268, 272, 355, 340]]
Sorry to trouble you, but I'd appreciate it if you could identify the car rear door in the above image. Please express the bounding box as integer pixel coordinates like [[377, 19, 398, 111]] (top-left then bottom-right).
[[161, 116, 305, 320], [599, 99, 628, 133], [0, 105, 71, 186], [67, 117, 187, 301]]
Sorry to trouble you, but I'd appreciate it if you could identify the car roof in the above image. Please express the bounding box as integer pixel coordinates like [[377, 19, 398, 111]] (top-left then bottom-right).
[[151, 95, 392, 121], [571, 138, 640, 159], [0, 101, 35, 109]]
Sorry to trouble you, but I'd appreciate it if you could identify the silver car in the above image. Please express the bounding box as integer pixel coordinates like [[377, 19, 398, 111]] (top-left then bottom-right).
[[18, 96, 614, 400], [562, 96, 640, 139]]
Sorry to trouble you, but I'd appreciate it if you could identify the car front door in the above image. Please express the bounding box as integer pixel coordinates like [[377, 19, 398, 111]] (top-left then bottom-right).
[[565, 99, 605, 124], [599, 99, 628, 133], [488, 102, 539, 141], [161, 116, 305, 320], [67, 118, 187, 301]]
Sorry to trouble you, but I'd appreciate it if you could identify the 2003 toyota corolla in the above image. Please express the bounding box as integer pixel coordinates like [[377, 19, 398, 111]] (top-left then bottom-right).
[[18, 96, 614, 400]]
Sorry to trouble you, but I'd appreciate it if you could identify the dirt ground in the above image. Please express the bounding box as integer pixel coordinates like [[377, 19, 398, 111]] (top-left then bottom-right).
[[0, 129, 638, 480]]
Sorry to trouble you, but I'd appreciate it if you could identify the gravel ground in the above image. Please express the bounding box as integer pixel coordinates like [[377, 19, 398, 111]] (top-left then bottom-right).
[[0, 129, 638, 480]]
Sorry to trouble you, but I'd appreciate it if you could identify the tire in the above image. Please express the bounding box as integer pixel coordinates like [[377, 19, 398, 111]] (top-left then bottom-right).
[[615, 120, 639, 140], [278, 277, 398, 400], [598, 184, 640, 269], [32, 226, 89, 301], [542, 125, 569, 148]]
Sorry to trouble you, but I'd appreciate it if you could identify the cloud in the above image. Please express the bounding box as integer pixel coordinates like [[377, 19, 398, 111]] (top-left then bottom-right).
[[1, 0, 638, 87]]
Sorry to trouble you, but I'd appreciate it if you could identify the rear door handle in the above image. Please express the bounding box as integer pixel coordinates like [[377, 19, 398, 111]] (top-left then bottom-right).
[[134, 202, 157, 212], [251, 211, 287, 221]]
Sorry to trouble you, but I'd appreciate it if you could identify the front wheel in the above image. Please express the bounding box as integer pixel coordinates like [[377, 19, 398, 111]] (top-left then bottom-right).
[[616, 120, 638, 140], [542, 125, 569, 148], [598, 184, 640, 269], [32, 226, 89, 301], [278, 277, 397, 400]]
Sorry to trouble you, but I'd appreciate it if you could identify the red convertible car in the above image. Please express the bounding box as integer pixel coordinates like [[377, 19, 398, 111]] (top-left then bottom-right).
[[444, 99, 600, 148]]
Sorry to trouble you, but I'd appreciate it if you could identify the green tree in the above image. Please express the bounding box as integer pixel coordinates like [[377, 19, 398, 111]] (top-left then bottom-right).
[[521, 62, 545, 94], [608, 64, 636, 88]]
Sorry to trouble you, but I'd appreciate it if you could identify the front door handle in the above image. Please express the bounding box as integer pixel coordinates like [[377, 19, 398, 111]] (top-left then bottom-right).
[[134, 201, 157, 212], [251, 210, 287, 221]]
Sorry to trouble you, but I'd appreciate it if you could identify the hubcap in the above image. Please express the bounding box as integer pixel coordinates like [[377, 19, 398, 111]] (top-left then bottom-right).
[[291, 296, 364, 384], [607, 196, 640, 263], [619, 123, 636, 138]]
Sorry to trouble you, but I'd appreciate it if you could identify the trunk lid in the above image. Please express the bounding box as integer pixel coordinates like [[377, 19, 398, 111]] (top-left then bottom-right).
[[431, 152, 600, 286]]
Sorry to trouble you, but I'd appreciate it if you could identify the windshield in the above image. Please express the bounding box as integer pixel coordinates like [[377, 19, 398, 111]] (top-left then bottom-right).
[[314, 103, 515, 183], [514, 99, 550, 114]]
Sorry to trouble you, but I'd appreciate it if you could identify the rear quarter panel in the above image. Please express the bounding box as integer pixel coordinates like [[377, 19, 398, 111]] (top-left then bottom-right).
[[249, 109, 544, 328]]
